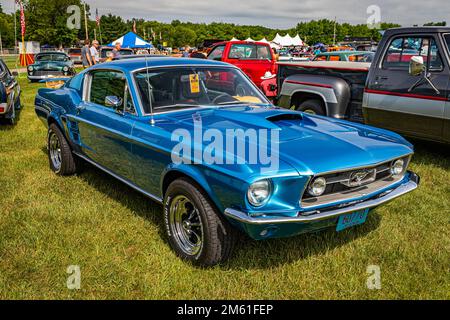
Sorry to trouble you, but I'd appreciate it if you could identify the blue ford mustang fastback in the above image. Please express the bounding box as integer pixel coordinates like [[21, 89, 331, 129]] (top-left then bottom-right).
[[35, 57, 419, 266]]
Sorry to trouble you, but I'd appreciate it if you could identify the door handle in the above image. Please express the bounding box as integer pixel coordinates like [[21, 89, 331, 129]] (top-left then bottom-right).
[[76, 105, 86, 115]]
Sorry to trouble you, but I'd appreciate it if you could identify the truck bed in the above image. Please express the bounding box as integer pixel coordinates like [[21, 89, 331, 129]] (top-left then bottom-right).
[[277, 61, 370, 122]]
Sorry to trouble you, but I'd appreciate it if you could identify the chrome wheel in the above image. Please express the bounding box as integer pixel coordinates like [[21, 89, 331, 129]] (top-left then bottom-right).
[[169, 195, 204, 256], [48, 131, 62, 171]]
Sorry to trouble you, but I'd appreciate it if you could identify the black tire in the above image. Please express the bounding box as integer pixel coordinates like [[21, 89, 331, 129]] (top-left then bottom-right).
[[164, 178, 237, 266], [47, 123, 80, 176], [296, 99, 325, 116], [7, 105, 16, 126]]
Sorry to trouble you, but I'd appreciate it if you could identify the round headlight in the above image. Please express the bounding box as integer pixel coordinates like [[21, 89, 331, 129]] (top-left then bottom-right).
[[247, 180, 272, 207], [391, 159, 405, 176], [63, 66, 69, 72], [308, 177, 327, 197], [28, 66, 34, 72]]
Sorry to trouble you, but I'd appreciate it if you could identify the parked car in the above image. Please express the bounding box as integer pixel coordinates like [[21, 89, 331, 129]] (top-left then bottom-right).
[[27, 52, 76, 82], [67, 48, 82, 65], [35, 57, 419, 266], [0, 59, 21, 125], [313, 51, 375, 63], [99, 47, 134, 60], [277, 27, 450, 144], [207, 40, 277, 87]]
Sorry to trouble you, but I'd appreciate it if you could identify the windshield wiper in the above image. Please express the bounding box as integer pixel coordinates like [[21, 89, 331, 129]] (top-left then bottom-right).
[[217, 101, 249, 106], [154, 104, 201, 110]]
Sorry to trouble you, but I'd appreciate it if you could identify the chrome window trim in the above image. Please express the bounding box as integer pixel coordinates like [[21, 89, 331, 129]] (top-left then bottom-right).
[[130, 64, 270, 117], [379, 34, 445, 73], [83, 68, 138, 116]]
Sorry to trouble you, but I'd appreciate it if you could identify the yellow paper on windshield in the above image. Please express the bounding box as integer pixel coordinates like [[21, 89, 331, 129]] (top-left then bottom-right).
[[189, 74, 200, 94]]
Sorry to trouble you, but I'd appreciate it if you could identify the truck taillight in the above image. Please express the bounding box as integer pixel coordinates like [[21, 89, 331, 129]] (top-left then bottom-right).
[[0, 103, 7, 113]]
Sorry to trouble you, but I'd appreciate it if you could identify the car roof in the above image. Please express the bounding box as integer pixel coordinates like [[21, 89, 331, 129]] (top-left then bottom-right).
[[212, 40, 271, 46], [89, 57, 232, 72], [385, 26, 450, 35], [37, 51, 68, 55]]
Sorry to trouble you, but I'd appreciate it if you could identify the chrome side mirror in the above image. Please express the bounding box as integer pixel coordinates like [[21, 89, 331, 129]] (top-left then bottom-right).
[[105, 96, 123, 109], [409, 56, 425, 76]]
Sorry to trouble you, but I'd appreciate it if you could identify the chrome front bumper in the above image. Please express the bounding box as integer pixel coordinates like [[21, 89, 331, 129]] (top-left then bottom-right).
[[224, 172, 420, 225]]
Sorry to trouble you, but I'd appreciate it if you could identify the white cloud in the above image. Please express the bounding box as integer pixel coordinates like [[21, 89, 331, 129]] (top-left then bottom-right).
[[3, 0, 450, 28]]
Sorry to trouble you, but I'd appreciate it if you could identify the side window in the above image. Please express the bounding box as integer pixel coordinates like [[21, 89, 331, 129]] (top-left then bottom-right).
[[445, 34, 450, 52], [256, 45, 271, 60], [228, 44, 256, 59], [88, 70, 135, 113], [383, 36, 443, 71], [207, 45, 225, 61]]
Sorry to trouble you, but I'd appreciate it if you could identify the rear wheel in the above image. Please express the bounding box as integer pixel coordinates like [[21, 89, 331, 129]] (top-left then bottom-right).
[[47, 123, 80, 175], [296, 99, 325, 116], [164, 178, 237, 266]]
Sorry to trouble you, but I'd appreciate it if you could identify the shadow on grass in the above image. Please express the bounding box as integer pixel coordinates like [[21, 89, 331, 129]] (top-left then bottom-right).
[[0, 108, 22, 130], [409, 138, 450, 170], [71, 160, 381, 270]]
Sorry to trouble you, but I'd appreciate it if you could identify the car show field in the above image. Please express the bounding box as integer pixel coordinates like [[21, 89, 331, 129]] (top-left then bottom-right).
[[0, 76, 448, 299]]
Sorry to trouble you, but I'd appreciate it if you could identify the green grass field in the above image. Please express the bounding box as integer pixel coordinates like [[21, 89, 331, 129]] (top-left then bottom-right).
[[0, 75, 449, 300], [0, 55, 20, 71]]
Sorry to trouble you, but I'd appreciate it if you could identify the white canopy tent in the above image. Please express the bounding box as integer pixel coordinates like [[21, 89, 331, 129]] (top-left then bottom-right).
[[271, 33, 304, 47]]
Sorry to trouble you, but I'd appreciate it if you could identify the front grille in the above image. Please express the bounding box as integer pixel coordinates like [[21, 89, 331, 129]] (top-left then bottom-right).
[[301, 156, 410, 208], [32, 71, 64, 77]]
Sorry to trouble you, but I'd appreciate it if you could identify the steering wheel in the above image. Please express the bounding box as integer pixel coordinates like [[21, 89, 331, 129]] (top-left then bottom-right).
[[212, 93, 235, 104]]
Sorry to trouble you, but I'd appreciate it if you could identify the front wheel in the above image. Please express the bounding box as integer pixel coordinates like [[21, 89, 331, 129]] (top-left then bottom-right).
[[164, 178, 237, 266]]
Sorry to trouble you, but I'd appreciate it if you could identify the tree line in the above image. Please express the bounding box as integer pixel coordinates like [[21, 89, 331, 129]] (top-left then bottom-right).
[[0, 1, 446, 49]]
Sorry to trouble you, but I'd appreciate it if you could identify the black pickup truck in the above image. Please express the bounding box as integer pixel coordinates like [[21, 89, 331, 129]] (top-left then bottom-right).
[[277, 27, 450, 144]]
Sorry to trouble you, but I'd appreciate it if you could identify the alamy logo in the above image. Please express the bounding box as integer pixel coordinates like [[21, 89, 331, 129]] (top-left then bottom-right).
[[66, 5, 81, 30], [367, 5, 381, 30], [171, 114, 280, 173]]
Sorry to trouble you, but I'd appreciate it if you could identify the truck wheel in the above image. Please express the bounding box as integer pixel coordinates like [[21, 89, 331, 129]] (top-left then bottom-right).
[[164, 178, 237, 266], [47, 123, 80, 176], [297, 99, 325, 116]]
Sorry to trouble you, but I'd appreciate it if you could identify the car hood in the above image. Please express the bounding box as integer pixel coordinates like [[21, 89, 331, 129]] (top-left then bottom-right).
[[161, 105, 413, 175], [32, 61, 71, 70]]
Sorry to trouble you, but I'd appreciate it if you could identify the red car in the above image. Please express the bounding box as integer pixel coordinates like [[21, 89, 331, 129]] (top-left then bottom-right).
[[207, 41, 277, 87]]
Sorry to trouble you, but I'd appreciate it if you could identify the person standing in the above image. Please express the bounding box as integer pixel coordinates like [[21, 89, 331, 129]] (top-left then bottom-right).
[[81, 39, 93, 68], [112, 43, 122, 60], [90, 40, 100, 64], [190, 46, 206, 59]]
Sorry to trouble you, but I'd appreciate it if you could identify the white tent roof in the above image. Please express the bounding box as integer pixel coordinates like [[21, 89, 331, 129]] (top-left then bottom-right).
[[245, 37, 255, 42], [230, 37, 240, 41], [271, 33, 303, 47]]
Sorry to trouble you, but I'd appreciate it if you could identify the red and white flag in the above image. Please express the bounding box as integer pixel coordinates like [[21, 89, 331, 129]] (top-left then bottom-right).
[[96, 9, 100, 27], [16, 0, 26, 36]]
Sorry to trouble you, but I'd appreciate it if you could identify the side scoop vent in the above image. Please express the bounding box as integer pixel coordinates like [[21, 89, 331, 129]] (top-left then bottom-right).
[[266, 113, 303, 123]]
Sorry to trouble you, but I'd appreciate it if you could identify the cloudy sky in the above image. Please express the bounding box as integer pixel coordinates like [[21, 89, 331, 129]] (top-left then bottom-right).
[[3, 0, 450, 28]]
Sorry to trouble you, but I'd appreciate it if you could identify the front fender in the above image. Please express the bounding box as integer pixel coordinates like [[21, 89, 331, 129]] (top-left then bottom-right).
[[161, 163, 246, 214]]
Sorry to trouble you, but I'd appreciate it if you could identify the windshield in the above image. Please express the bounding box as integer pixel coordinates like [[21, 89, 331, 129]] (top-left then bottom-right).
[[36, 54, 68, 62], [134, 66, 269, 114]]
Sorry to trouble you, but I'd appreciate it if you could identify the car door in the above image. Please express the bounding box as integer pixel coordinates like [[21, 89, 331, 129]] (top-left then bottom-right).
[[227, 43, 261, 85], [0, 61, 19, 110], [74, 69, 136, 180], [443, 33, 450, 143], [366, 34, 448, 141]]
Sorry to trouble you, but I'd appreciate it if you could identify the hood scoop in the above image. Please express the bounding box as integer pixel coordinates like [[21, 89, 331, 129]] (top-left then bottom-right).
[[266, 113, 303, 123]]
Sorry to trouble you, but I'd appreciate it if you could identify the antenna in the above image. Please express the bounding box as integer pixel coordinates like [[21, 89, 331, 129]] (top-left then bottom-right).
[[144, 55, 155, 125]]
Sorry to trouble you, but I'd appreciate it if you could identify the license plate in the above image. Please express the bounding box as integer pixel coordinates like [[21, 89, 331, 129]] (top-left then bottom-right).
[[336, 209, 369, 232]]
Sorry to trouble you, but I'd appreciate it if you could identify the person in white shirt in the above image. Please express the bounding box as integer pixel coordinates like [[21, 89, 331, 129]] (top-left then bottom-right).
[[90, 40, 100, 64]]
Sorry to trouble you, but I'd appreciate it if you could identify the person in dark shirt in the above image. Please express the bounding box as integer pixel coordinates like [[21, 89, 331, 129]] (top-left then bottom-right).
[[190, 46, 207, 59]]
